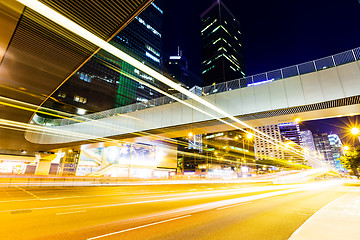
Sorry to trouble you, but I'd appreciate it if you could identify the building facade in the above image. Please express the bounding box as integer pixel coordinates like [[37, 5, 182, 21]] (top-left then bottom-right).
[[177, 130, 255, 177], [313, 133, 335, 166], [328, 134, 345, 171], [254, 125, 285, 161], [300, 130, 316, 152], [278, 122, 305, 164], [200, 0, 245, 86], [164, 53, 189, 87], [44, 1, 167, 115]]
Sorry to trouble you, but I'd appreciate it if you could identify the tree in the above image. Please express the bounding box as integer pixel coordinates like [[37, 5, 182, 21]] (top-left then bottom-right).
[[340, 146, 360, 178]]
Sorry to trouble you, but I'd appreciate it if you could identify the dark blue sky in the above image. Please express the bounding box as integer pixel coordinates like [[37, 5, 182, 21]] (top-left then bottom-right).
[[162, 0, 360, 142], [163, 0, 360, 79], [300, 115, 360, 146]]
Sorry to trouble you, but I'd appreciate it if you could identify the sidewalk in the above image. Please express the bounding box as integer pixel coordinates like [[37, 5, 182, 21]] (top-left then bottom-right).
[[289, 188, 360, 240]]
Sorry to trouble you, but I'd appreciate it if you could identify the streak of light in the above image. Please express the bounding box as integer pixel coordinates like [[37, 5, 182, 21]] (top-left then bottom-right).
[[0, 118, 111, 143], [0, 184, 316, 214], [0, 95, 189, 148], [87, 215, 192, 240], [17, 0, 306, 161], [56, 210, 87, 215], [86, 181, 340, 240], [216, 201, 252, 210]]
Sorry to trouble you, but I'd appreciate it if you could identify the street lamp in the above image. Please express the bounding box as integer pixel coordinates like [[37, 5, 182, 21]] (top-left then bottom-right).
[[351, 127, 359, 135], [350, 127, 360, 143], [344, 145, 350, 151]]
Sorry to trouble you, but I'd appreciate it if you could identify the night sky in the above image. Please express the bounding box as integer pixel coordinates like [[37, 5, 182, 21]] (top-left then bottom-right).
[[163, 0, 360, 78], [162, 0, 360, 143]]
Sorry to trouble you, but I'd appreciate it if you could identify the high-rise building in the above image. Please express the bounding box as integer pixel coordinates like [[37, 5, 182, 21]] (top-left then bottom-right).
[[164, 50, 189, 87], [328, 134, 345, 171], [300, 130, 317, 167], [45, 1, 168, 115], [200, 0, 245, 86], [278, 122, 305, 164], [254, 125, 284, 161], [177, 130, 255, 176], [313, 133, 335, 166], [300, 130, 316, 152]]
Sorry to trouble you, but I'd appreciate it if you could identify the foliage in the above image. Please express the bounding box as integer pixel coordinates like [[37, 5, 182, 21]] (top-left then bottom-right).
[[340, 146, 360, 178]]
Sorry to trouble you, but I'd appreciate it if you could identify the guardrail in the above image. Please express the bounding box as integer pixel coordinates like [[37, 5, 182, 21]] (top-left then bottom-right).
[[33, 47, 360, 126]]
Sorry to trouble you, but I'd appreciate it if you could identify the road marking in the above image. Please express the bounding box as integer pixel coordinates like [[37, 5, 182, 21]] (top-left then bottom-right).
[[87, 215, 191, 240], [297, 212, 311, 216], [216, 201, 252, 210], [56, 210, 87, 215], [0, 182, 338, 214], [15, 186, 41, 200]]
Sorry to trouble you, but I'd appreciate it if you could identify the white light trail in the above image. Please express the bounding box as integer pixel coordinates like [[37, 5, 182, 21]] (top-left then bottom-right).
[[17, 0, 304, 159], [87, 215, 192, 240]]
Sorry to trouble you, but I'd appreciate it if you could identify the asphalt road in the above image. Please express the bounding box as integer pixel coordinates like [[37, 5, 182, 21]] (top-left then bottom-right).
[[0, 181, 348, 240]]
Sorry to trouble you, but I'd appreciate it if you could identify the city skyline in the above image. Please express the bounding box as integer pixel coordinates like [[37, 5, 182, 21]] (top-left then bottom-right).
[[163, 0, 360, 79]]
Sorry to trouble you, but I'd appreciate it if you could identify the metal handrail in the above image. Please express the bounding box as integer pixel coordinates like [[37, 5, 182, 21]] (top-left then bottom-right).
[[34, 47, 360, 126]]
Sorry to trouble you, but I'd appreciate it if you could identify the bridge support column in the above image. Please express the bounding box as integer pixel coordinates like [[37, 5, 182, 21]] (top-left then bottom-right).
[[35, 152, 57, 175]]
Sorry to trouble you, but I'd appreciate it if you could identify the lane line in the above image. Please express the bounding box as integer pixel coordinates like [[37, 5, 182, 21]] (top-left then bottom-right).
[[15, 186, 41, 200], [0, 185, 303, 213], [297, 212, 311, 216], [217, 202, 252, 210], [56, 210, 87, 215], [87, 215, 191, 240]]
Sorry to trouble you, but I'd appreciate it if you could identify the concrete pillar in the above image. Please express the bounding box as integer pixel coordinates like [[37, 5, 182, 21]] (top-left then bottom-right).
[[35, 152, 57, 175]]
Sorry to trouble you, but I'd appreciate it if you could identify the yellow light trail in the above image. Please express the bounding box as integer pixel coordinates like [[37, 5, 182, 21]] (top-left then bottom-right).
[[17, 0, 308, 162]]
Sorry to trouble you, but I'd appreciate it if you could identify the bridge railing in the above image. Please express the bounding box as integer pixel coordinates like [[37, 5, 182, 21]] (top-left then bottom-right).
[[202, 47, 360, 96], [33, 47, 360, 126]]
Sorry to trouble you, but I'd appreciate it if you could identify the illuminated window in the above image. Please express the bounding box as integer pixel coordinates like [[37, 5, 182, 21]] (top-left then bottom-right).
[[146, 45, 160, 57], [73, 95, 87, 104], [201, 19, 217, 33], [151, 2, 163, 14], [135, 16, 161, 38], [145, 52, 160, 63], [57, 92, 66, 98]]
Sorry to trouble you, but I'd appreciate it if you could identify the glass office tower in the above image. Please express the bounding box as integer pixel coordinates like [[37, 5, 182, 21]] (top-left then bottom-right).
[[45, 1, 166, 115], [200, 0, 245, 86]]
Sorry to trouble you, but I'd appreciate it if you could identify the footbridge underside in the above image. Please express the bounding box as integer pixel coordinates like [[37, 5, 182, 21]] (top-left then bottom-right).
[[25, 61, 360, 145]]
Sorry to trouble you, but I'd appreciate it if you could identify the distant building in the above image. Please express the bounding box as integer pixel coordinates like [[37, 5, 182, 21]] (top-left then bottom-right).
[[279, 122, 305, 164], [313, 133, 335, 166], [300, 130, 316, 152], [200, 0, 245, 86], [164, 48, 189, 87], [177, 130, 254, 176], [328, 134, 345, 171], [254, 125, 284, 161], [46, 1, 169, 115], [300, 130, 318, 167]]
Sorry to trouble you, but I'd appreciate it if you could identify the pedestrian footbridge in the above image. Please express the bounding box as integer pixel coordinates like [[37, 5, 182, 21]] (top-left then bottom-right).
[[26, 48, 360, 145]]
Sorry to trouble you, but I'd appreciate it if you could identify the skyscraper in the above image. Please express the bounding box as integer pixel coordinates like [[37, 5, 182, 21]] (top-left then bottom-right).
[[200, 0, 245, 86], [164, 48, 189, 87], [45, 1, 167, 115], [300, 130, 317, 167], [254, 125, 284, 161], [313, 133, 335, 166], [328, 134, 345, 171], [278, 122, 305, 164], [300, 130, 316, 152]]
